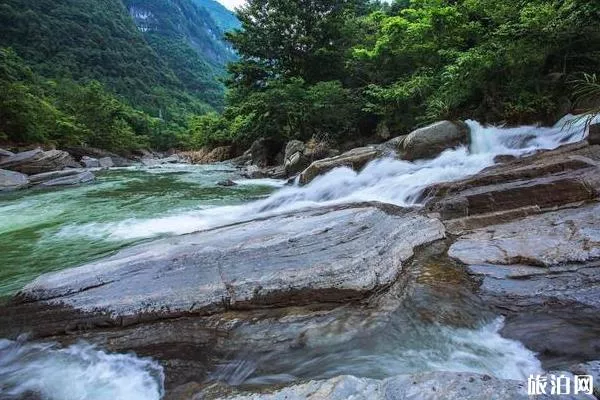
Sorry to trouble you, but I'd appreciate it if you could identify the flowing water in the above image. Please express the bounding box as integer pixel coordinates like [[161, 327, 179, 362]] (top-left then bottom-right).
[[0, 115, 594, 399]]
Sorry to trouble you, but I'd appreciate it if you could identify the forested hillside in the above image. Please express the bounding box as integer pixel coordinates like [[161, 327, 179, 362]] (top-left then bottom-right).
[[189, 0, 600, 149], [0, 0, 238, 151]]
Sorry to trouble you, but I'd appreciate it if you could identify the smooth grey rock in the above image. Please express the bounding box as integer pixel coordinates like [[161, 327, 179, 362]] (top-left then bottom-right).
[[0, 148, 14, 160], [38, 171, 95, 187], [29, 169, 85, 184], [0, 169, 29, 192], [449, 203, 600, 267], [81, 156, 100, 168], [379, 135, 408, 156], [20, 204, 445, 320], [299, 147, 381, 185], [98, 157, 114, 168], [221, 372, 532, 400], [0, 149, 76, 174], [284, 140, 309, 175], [402, 120, 469, 161]]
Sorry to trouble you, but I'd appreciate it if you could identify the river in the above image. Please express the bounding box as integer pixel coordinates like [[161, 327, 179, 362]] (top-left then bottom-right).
[[0, 116, 594, 399]]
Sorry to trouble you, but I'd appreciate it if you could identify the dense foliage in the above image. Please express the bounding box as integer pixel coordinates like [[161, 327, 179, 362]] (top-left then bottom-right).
[[192, 0, 600, 148], [0, 0, 237, 151]]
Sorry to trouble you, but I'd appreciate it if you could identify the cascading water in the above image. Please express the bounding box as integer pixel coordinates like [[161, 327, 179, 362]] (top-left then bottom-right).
[[64, 114, 593, 241], [0, 338, 164, 400]]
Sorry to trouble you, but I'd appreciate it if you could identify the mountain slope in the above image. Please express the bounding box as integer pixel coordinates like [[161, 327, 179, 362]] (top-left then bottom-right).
[[0, 0, 240, 150], [193, 0, 241, 33]]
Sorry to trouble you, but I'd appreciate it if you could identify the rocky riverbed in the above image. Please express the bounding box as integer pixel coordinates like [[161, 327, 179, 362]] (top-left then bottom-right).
[[1, 118, 600, 399]]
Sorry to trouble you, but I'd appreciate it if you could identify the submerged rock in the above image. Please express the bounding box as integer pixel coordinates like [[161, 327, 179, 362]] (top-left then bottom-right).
[[401, 120, 469, 161], [299, 147, 381, 185], [0, 169, 29, 192], [0, 149, 77, 174], [217, 179, 238, 187]]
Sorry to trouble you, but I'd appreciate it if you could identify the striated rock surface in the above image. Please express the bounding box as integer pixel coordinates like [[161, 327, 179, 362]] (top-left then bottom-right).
[[401, 120, 469, 161], [37, 171, 95, 187], [14, 203, 445, 328], [216, 372, 536, 400], [284, 140, 309, 175], [0, 148, 14, 160], [449, 203, 600, 267], [29, 169, 87, 185], [0, 149, 77, 174], [299, 147, 381, 185], [0, 169, 29, 192]]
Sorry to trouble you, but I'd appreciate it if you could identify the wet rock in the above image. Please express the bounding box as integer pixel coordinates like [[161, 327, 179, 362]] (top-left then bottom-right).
[[0, 148, 15, 160], [379, 135, 407, 156], [0, 169, 29, 192], [0, 149, 76, 174], [81, 156, 100, 168], [37, 171, 95, 187], [66, 147, 134, 167], [216, 372, 532, 400], [284, 140, 309, 175], [249, 138, 280, 168], [426, 144, 600, 220], [29, 169, 86, 185], [449, 203, 600, 267], [401, 120, 469, 161], [299, 147, 381, 185], [15, 204, 444, 330], [588, 123, 600, 146], [98, 157, 114, 168]]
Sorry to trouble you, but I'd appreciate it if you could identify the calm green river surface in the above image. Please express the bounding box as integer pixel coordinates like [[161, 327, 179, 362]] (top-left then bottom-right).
[[0, 164, 279, 297]]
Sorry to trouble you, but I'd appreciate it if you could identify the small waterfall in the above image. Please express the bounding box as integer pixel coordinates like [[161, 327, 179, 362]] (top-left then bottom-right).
[[0, 338, 164, 400], [67, 114, 593, 241]]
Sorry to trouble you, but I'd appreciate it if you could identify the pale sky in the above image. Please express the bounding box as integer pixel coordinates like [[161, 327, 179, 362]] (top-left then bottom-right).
[[218, 0, 245, 10]]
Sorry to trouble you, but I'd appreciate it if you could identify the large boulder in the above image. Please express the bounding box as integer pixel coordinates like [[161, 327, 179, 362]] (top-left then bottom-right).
[[81, 156, 100, 168], [299, 146, 381, 185], [10, 204, 444, 333], [401, 121, 469, 161], [0, 169, 29, 192], [284, 140, 309, 175], [0, 149, 77, 174], [98, 156, 114, 168], [248, 138, 282, 168]]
